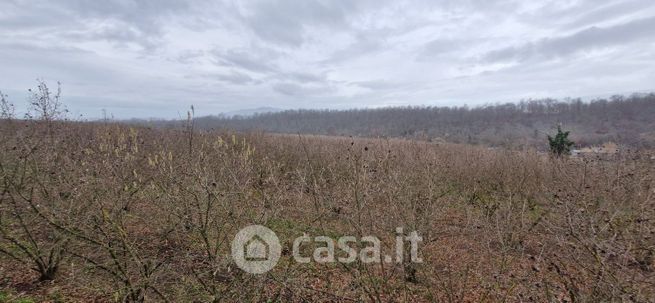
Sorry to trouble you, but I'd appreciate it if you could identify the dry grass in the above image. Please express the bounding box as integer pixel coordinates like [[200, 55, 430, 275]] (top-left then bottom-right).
[[0, 120, 653, 302]]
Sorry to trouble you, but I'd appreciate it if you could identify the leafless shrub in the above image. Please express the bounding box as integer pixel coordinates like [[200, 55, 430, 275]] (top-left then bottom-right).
[[0, 116, 653, 301], [26, 79, 67, 121], [0, 91, 15, 120], [0, 124, 73, 281]]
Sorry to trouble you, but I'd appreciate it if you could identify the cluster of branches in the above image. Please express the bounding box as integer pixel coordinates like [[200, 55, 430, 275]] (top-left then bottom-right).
[[0, 79, 67, 122], [1, 104, 654, 301], [177, 94, 655, 149]]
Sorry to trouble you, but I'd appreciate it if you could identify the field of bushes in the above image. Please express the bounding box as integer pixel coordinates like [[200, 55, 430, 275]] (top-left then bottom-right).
[[1, 119, 654, 302]]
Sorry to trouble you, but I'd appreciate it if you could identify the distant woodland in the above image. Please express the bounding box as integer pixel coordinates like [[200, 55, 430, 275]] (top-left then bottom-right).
[[169, 94, 655, 149]]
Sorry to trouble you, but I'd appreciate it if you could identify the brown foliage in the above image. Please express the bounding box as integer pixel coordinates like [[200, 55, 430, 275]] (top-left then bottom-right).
[[0, 120, 653, 302]]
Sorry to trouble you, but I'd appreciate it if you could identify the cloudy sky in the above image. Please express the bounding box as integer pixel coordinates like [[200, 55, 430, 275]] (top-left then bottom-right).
[[1, 0, 654, 118]]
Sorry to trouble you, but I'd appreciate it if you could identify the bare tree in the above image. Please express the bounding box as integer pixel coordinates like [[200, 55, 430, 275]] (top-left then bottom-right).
[[26, 79, 67, 121], [0, 91, 14, 120], [186, 94, 655, 149]]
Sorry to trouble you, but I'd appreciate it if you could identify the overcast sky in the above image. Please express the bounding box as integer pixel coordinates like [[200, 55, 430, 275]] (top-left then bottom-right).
[[1, 0, 654, 118]]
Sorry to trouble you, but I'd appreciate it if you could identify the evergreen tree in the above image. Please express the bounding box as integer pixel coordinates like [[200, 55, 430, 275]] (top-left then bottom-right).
[[548, 125, 574, 156]]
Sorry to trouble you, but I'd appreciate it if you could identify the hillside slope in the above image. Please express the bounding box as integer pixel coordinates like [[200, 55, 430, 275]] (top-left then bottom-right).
[[192, 94, 655, 149]]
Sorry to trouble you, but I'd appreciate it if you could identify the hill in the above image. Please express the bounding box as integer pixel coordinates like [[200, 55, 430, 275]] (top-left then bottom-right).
[[191, 94, 655, 149], [1, 121, 653, 301]]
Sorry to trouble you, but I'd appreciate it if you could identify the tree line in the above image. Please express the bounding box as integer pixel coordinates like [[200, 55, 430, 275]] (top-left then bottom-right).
[[179, 94, 655, 149]]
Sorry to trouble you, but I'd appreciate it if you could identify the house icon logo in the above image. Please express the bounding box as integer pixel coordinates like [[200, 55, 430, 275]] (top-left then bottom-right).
[[231, 225, 281, 274]]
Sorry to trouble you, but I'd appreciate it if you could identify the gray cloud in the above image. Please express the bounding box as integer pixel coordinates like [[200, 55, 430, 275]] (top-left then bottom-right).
[[0, 0, 653, 118], [417, 38, 475, 61], [214, 71, 256, 85], [484, 16, 655, 63], [323, 33, 384, 64], [211, 47, 280, 74], [563, 0, 655, 29], [284, 72, 326, 83], [172, 50, 206, 64], [272, 83, 304, 96], [350, 80, 405, 90], [272, 82, 334, 97], [239, 0, 355, 46], [2, 0, 203, 52]]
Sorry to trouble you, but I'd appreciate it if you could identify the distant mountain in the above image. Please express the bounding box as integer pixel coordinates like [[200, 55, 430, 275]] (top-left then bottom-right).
[[222, 107, 283, 117]]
